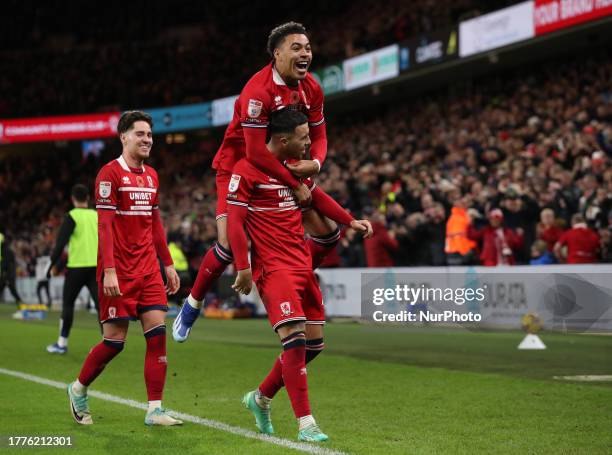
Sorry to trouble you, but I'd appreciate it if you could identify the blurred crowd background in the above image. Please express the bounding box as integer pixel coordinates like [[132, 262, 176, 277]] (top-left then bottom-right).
[[0, 0, 610, 282]]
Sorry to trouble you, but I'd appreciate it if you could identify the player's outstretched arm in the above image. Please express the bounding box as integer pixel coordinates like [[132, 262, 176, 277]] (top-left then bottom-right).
[[227, 203, 253, 295]]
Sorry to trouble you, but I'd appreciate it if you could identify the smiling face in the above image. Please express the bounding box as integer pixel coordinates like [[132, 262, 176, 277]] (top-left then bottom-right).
[[121, 120, 153, 163], [274, 34, 312, 84], [279, 123, 310, 160]]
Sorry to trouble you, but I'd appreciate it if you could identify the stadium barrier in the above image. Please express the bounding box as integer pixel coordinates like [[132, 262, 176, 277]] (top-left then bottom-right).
[[6, 264, 612, 332]]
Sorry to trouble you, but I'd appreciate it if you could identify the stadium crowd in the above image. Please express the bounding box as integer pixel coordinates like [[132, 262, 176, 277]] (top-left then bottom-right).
[[0, 0, 518, 117], [1, 48, 611, 279]]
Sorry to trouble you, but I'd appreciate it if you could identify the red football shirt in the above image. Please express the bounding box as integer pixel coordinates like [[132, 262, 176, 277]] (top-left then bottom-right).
[[212, 63, 325, 173], [225, 159, 314, 276], [95, 156, 161, 279], [557, 226, 600, 264]]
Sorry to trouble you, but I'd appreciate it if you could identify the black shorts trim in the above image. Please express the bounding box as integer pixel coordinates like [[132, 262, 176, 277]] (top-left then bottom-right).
[[137, 305, 168, 314], [101, 316, 138, 324], [273, 317, 307, 332]]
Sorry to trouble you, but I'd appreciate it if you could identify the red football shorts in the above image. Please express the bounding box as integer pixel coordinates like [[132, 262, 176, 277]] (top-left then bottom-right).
[[215, 170, 232, 220], [256, 269, 325, 331], [99, 272, 167, 323]]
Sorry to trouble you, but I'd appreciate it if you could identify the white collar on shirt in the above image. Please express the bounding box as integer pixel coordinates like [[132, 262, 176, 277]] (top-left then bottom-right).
[[117, 155, 144, 172]]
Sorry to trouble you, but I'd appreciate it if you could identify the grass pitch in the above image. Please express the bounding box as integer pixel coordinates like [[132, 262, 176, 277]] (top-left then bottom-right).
[[1, 304, 611, 454]]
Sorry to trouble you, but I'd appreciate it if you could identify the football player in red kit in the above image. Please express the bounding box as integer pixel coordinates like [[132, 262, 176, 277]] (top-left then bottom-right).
[[173, 22, 339, 341], [227, 109, 372, 441], [66, 111, 182, 426]]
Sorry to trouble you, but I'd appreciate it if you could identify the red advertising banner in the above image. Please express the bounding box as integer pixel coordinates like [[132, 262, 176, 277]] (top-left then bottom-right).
[[534, 0, 612, 35], [0, 112, 121, 143]]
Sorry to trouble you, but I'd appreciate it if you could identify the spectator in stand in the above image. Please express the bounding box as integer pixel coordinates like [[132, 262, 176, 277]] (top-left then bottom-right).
[[598, 226, 612, 263], [338, 229, 366, 267], [445, 196, 477, 265], [529, 240, 556, 265], [364, 210, 398, 267], [554, 214, 600, 264], [536, 208, 565, 252], [500, 188, 538, 263], [468, 209, 523, 266]]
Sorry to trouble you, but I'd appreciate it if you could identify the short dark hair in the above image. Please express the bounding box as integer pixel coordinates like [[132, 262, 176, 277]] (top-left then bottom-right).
[[267, 22, 308, 58], [117, 110, 153, 135], [269, 109, 308, 136], [71, 184, 89, 202]]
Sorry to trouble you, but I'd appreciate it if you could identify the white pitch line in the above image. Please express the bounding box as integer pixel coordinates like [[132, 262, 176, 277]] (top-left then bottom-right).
[[0, 367, 347, 455], [553, 375, 612, 382]]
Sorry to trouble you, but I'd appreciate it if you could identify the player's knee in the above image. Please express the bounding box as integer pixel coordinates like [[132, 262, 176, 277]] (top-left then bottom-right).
[[213, 241, 233, 265], [306, 337, 324, 363], [103, 338, 125, 352], [144, 324, 166, 338], [281, 331, 306, 351]]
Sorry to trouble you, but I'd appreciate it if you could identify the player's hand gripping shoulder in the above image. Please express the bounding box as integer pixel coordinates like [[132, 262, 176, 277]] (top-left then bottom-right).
[[232, 268, 253, 295], [103, 268, 122, 297], [350, 219, 374, 239], [292, 182, 312, 206], [286, 160, 320, 178], [165, 265, 180, 295]]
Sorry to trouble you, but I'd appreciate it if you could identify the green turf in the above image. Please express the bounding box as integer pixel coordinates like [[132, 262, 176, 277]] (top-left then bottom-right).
[[1, 304, 611, 454]]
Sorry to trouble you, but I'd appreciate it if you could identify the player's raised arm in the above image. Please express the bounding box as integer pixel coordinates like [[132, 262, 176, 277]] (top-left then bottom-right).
[[286, 85, 327, 178], [308, 85, 327, 167]]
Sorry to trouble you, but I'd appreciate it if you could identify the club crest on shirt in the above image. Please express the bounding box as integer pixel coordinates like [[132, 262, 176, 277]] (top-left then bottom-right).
[[247, 99, 263, 118], [99, 181, 111, 198], [136, 175, 145, 187], [229, 174, 241, 192], [280, 301, 292, 316], [108, 307, 116, 318]]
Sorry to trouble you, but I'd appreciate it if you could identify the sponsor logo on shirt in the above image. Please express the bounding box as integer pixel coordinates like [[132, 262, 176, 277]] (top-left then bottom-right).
[[229, 174, 241, 192], [99, 181, 111, 198], [247, 99, 263, 118]]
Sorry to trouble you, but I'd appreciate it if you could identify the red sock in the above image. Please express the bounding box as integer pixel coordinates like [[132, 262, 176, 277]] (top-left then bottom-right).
[[78, 338, 124, 386], [307, 229, 340, 269], [259, 338, 325, 399], [144, 325, 167, 401], [190, 242, 232, 301], [280, 332, 311, 418], [259, 355, 283, 399]]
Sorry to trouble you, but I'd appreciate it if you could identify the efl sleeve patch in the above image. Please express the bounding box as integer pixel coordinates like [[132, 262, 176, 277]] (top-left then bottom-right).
[[99, 181, 112, 198], [228, 174, 241, 193], [247, 99, 263, 118]]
